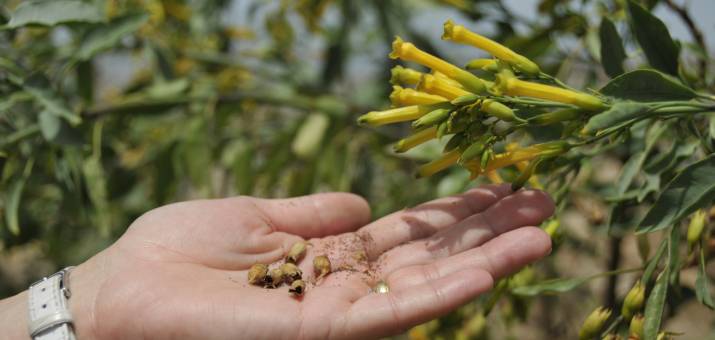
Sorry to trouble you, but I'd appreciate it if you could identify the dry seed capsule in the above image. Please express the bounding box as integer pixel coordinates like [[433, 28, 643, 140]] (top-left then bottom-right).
[[289, 279, 306, 296], [629, 314, 644, 339], [286, 241, 308, 264], [621, 281, 645, 320], [280, 262, 303, 283], [265, 268, 284, 288], [313, 255, 332, 279], [578, 307, 611, 340], [247, 263, 268, 285]]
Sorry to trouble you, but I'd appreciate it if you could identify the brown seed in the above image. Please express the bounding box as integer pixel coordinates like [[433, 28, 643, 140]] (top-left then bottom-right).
[[265, 268, 284, 288], [280, 262, 302, 283], [247, 263, 268, 285], [289, 279, 306, 296], [286, 241, 308, 263], [313, 255, 331, 280]]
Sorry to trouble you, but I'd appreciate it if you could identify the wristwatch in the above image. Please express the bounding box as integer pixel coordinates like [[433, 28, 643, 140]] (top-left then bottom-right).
[[27, 267, 76, 340]]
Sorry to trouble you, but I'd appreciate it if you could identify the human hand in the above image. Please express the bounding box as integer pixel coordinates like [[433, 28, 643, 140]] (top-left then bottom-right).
[[64, 184, 553, 339]]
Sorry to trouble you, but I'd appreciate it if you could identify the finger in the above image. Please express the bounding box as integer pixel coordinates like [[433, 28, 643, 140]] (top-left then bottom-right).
[[375, 190, 554, 275], [250, 193, 371, 238], [387, 227, 551, 291], [341, 268, 493, 338], [356, 184, 512, 259]]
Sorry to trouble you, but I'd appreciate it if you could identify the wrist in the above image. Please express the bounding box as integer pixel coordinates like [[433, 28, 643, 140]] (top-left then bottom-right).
[[0, 290, 29, 339], [66, 256, 104, 340], [0, 255, 104, 340]]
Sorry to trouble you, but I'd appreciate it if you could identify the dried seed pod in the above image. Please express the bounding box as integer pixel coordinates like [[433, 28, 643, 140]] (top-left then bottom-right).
[[264, 268, 284, 288], [247, 263, 268, 285], [286, 241, 308, 263], [280, 262, 302, 283], [289, 280, 306, 296], [313, 255, 331, 280]]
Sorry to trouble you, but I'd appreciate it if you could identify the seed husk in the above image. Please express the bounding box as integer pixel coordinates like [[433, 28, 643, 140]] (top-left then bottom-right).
[[280, 262, 302, 283], [247, 263, 268, 285], [313, 255, 332, 280], [286, 241, 308, 263], [289, 279, 306, 296], [265, 268, 284, 288]]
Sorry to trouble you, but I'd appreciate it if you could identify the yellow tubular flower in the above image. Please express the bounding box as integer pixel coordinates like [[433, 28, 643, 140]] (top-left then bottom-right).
[[417, 149, 460, 177], [358, 105, 436, 126], [432, 71, 463, 88], [390, 65, 424, 86], [393, 126, 438, 153], [418, 74, 471, 99], [390, 86, 449, 106], [390, 36, 485, 93], [506, 143, 543, 188], [499, 76, 606, 111], [418, 75, 515, 120], [443, 20, 540, 75], [467, 141, 568, 175], [485, 170, 504, 183], [465, 58, 498, 72]]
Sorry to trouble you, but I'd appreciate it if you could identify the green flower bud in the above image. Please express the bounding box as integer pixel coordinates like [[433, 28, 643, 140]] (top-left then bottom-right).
[[412, 108, 451, 129], [458, 136, 490, 164], [621, 281, 645, 319], [451, 93, 480, 105], [687, 209, 708, 250], [578, 307, 611, 340]]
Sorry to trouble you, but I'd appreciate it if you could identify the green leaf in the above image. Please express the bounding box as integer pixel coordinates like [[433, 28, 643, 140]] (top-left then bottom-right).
[[644, 270, 669, 340], [511, 276, 589, 296], [637, 154, 715, 233], [667, 225, 681, 287], [627, 0, 680, 75], [4, 176, 26, 235], [696, 248, 715, 309], [584, 102, 651, 135], [23, 73, 82, 125], [600, 70, 696, 102], [7, 0, 104, 28], [38, 111, 82, 145], [598, 18, 627, 78], [75, 13, 149, 61], [38, 110, 61, 141]]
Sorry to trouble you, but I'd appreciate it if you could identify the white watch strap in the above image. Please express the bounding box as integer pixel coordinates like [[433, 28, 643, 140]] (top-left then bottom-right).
[[28, 268, 76, 340]]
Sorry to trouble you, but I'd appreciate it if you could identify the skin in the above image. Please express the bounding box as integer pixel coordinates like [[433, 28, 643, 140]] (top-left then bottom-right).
[[0, 184, 554, 340]]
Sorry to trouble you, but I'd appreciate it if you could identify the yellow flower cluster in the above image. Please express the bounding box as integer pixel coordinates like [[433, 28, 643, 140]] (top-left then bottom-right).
[[358, 19, 606, 183]]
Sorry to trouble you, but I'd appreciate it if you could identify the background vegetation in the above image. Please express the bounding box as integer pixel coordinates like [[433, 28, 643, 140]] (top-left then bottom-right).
[[1, 0, 713, 338]]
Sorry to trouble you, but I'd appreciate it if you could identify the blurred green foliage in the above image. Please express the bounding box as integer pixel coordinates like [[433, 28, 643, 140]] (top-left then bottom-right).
[[1, 0, 714, 338]]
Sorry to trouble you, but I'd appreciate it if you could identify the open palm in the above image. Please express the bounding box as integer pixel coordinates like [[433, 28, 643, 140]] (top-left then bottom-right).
[[70, 184, 553, 340]]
